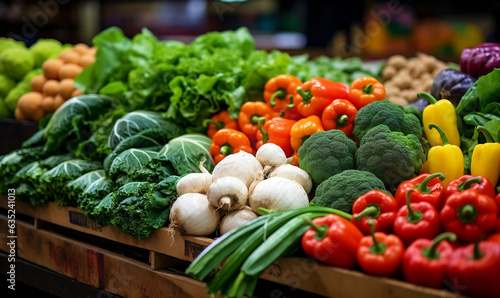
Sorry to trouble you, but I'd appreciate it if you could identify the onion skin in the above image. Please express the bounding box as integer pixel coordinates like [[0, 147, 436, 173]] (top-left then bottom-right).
[[176, 172, 212, 196], [168, 193, 220, 236], [268, 164, 313, 194], [207, 176, 248, 211]]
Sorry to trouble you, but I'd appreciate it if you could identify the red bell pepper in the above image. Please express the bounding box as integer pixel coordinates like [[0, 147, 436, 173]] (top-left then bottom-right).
[[444, 175, 496, 200], [439, 188, 498, 243], [447, 239, 500, 298], [301, 214, 363, 269], [394, 173, 446, 211], [402, 232, 456, 288], [393, 189, 442, 247], [255, 116, 296, 158], [357, 220, 404, 277], [351, 190, 398, 235], [263, 74, 303, 120], [321, 99, 358, 139], [204, 110, 239, 139], [487, 233, 500, 243], [293, 78, 349, 118], [496, 192, 500, 215]]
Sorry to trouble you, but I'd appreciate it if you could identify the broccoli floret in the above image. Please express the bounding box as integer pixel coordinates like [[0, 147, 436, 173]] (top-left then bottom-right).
[[29, 38, 63, 68], [0, 74, 16, 97], [312, 169, 388, 213], [353, 100, 423, 142], [355, 124, 425, 191], [298, 129, 357, 186], [0, 47, 34, 81]]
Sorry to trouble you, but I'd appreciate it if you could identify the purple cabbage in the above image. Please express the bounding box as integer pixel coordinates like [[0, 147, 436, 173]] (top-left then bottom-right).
[[460, 43, 500, 79]]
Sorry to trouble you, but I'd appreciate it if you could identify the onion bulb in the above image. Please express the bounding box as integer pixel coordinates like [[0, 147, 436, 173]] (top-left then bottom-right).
[[168, 193, 220, 236], [268, 164, 313, 194], [207, 176, 248, 211], [176, 160, 212, 195], [211, 151, 263, 189], [255, 143, 287, 175], [249, 177, 309, 213], [219, 206, 258, 235]]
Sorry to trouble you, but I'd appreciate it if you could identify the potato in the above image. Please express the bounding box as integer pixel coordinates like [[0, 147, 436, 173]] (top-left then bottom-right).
[[17, 92, 45, 121], [15, 107, 27, 121], [71, 88, 83, 97], [382, 65, 397, 81], [73, 43, 90, 55], [393, 74, 412, 89], [78, 54, 95, 68], [30, 75, 47, 92], [58, 63, 83, 79], [387, 96, 408, 106], [42, 80, 59, 97], [59, 49, 81, 64], [53, 94, 65, 110], [59, 78, 75, 100], [42, 59, 64, 80], [387, 55, 407, 70], [41, 96, 56, 113]]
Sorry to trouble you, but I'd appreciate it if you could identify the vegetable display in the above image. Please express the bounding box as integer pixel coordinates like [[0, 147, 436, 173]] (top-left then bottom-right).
[[1, 27, 500, 298]]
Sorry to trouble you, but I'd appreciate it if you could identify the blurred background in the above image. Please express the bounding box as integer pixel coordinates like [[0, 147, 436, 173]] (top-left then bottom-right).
[[1, 0, 499, 62]]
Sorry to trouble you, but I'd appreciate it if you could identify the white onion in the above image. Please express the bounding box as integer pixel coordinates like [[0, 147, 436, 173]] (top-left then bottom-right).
[[249, 177, 309, 213], [176, 159, 212, 195], [268, 164, 313, 194], [168, 193, 220, 236], [219, 206, 258, 235], [211, 151, 263, 189], [255, 143, 287, 175], [207, 176, 248, 211]]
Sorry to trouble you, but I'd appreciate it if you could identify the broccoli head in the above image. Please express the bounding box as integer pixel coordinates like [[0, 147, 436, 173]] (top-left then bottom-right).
[[0, 47, 34, 81], [312, 169, 388, 213], [353, 100, 423, 142], [298, 129, 357, 186], [29, 38, 63, 68], [355, 124, 425, 191]]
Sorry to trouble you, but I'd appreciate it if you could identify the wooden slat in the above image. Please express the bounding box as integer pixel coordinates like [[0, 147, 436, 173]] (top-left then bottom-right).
[[15, 216, 213, 298]]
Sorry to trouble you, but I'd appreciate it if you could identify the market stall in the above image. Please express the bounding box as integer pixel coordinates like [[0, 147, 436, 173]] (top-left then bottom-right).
[[1, 2, 500, 297]]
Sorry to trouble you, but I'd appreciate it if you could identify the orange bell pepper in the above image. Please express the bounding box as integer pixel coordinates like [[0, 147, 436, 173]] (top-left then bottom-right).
[[209, 128, 253, 164], [349, 77, 386, 110], [321, 99, 358, 139], [256, 116, 296, 158], [290, 115, 324, 153], [263, 74, 303, 120], [205, 110, 239, 139], [238, 101, 277, 141]]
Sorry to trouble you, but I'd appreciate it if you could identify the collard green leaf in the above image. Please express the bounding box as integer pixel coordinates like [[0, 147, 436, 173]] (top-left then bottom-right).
[[107, 111, 185, 149], [157, 133, 214, 176], [43, 95, 114, 154], [108, 147, 161, 184], [65, 170, 106, 205]]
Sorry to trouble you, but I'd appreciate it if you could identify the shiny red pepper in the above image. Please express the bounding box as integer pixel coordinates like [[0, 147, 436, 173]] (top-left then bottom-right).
[[356, 221, 404, 277], [439, 188, 498, 243], [447, 239, 500, 298], [351, 190, 398, 235], [393, 190, 442, 247], [444, 175, 496, 200], [293, 78, 350, 118], [395, 173, 446, 211], [402, 232, 456, 288], [301, 214, 363, 269], [487, 233, 500, 243]]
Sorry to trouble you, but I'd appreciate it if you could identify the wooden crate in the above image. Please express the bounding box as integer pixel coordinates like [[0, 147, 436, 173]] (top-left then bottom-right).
[[0, 196, 462, 298], [2, 215, 213, 298]]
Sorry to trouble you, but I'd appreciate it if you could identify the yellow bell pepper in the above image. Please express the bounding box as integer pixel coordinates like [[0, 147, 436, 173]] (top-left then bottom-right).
[[427, 123, 464, 187], [419, 91, 460, 147], [471, 126, 500, 187]]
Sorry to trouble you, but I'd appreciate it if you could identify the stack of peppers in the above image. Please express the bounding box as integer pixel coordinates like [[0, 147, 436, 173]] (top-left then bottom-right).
[[302, 173, 500, 297], [206, 74, 386, 164]]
